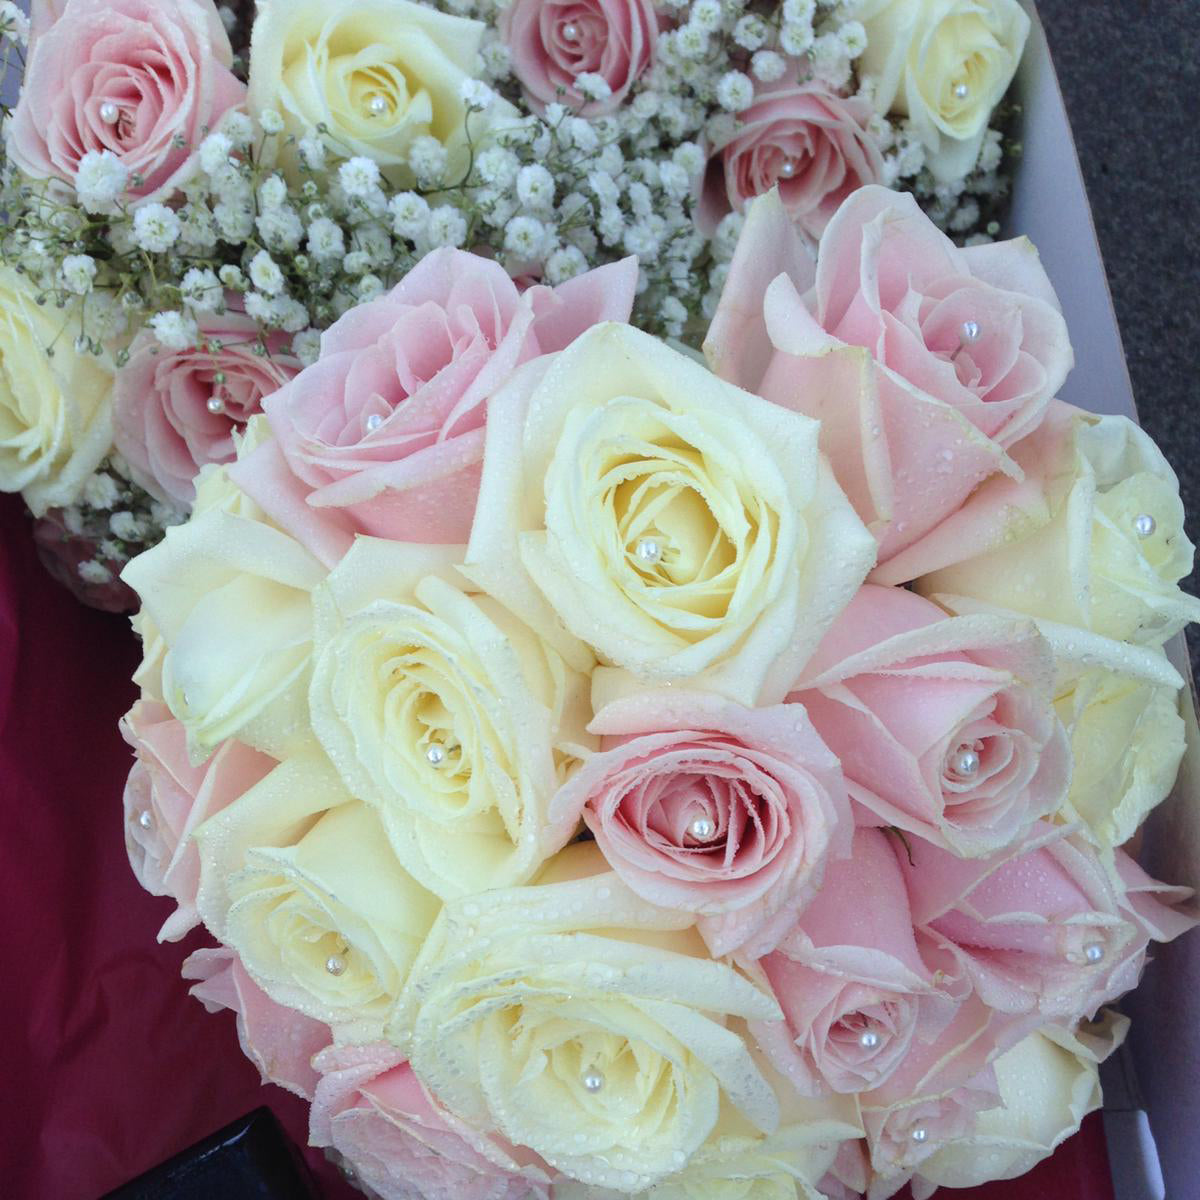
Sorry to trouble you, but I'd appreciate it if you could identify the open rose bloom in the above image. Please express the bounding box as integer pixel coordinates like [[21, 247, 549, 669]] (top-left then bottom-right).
[[101, 164, 1199, 1198]]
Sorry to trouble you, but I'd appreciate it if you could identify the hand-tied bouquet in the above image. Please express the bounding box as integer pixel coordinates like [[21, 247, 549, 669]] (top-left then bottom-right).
[[117, 172, 1200, 1200], [0, 0, 1031, 607]]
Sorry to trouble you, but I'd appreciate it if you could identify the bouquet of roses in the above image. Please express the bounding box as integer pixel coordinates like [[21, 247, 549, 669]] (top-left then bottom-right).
[[118, 175, 1200, 1200], [0, 0, 1030, 607]]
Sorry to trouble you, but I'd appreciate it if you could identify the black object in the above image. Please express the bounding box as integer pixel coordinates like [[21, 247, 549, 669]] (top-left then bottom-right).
[[100, 1107, 322, 1200]]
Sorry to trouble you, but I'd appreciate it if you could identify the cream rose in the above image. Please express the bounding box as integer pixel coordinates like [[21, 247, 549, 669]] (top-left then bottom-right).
[[463, 323, 876, 706], [122, 494, 325, 759], [195, 754, 440, 1038], [554, 1072, 861, 1200], [393, 844, 783, 1191], [0, 266, 113, 514], [906, 403, 1200, 646], [248, 0, 513, 183], [914, 1013, 1127, 1193], [309, 536, 593, 899], [858, 0, 1030, 181]]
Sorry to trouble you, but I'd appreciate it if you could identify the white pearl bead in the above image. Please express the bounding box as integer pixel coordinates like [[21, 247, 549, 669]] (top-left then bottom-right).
[[1134, 513, 1157, 539], [325, 953, 347, 976], [366, 412, 384, 432], [563, 22, 580, 40], [366, 92, 389, 117], [859, 1030, 880, 1050], [954, 82, 969, 100], [206, 396, 225, 415], [778, 158, 797, 179], [99, 101, 120, 124], [959, 319, 982, 345], [910, 1127, 928, 1143], [635, 536, 662, 565], [1084, 941, 1105, 964], [948, 747, 980, 780], [137, 809, 154, 831], [425, 744, 447, 767], [688, 817, 715, 841], [582, 1067, 605, 1093]]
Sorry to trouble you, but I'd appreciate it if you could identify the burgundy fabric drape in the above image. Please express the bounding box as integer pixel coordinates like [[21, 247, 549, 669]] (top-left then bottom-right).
[[0, 493, 1114, 1200]]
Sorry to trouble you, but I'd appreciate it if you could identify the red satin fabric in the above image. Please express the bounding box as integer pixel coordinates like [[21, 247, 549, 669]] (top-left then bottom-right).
[[0, 494, 1113, 1200]]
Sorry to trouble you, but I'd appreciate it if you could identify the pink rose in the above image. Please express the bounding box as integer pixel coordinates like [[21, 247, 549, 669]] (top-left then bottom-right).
[[245, 247, 637, 557], [704, 186, 1072, 569], [549, 689, 851, 958], [502, 0, 659, 117], [183, 946, 331, 1100], [9, 0, 246, 205], [789, 585, 1070, 857], [32, 507, 137, 612], [699, 81, 885, 239], [114, 310, 300, 506], [902, 824, 1195, 1019], [858, 994, 1025, 1183], [309, 1044, 550, 1200], [121, 699, 275, 940], [753, 828, 957, 1097]]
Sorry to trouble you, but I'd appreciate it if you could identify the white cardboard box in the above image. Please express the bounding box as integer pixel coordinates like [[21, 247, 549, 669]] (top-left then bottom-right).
[[1008, 8, 1200, 1199]]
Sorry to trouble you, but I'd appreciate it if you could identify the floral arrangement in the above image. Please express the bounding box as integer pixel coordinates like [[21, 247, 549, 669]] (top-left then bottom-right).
[[117, 173, 1200, 1200], [0, 0, 1031, 606]]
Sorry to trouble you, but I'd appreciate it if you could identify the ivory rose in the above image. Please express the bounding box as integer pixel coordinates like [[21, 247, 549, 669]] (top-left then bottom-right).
[[553, 1071, 862, 1200], [309, 538, 592, 898], [114, 311, 300, 507], [857, 0, 1030, 181], [393, 844, 782, 1191], [910, 402, 1200, 644], [464, 322, 876, 706], [121, 699, 275, 940], [9, 0, 246, 205], [705, 188, 1071, 568], [902, 824, 1196, 1020], [121, 473, 327, 759], [753, 829, 957, 1098], [310, 1044, 552, 1200], [788, 586, 1070, 857], [248, 248, 636, 554], [248, 0, 514, 182], [195, 755, 441, 1039], [0, 267, 113, 515], [502, 0, 659, 117], [549, 688, 851, 958], [183, 945, 332, 1100], [913, 1014, 1127, 1195], [698, 81, 884, 239]]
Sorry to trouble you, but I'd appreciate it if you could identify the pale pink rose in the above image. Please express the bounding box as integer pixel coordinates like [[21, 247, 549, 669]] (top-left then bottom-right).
[[247, 248, 637, 556], [548, 689, 851, 958], [183, 946, 331, 1100], [788, 585, 1070, 857], [121, 700, 275, 941], [501, 0, 658, 117], [704, 186, 1072, 570], [29, 0, 68, 42], [817, 1140, 870, 1200], [752, 828, 958, 1097], [32, 507, 137, 612], [310, 1044, 551, 1200], [9, 0, 246, 205], [699, 81, 885, 239], [902, 823, 1195, 1019], [857, 994, 1026, 1186], [114, 310, 300, 506]]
